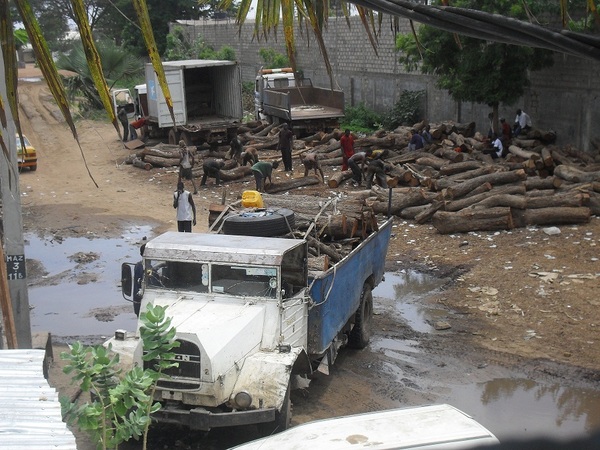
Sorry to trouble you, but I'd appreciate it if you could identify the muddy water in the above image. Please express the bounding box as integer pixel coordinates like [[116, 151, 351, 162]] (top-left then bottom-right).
[[25, 227, 149, 340], [373, 272, 600, 442], [24, 231, 600, 446]]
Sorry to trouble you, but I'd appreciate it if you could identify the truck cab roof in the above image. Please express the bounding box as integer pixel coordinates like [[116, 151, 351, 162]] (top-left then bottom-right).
[[144, 232, 305, 266]]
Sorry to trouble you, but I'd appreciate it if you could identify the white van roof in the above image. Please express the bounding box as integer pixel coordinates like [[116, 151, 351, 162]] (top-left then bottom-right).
[[230, 404, 499, 450]]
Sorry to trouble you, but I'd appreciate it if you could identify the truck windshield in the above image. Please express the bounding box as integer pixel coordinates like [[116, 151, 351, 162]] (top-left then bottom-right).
[[145, 259, 207, 293], [211, 264, 278, 298]]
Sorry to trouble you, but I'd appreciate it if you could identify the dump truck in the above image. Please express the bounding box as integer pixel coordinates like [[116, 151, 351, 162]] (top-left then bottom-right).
[[108, 208, 392, 433], [255, 68, 345, 135], [113, 59, 243, 146]]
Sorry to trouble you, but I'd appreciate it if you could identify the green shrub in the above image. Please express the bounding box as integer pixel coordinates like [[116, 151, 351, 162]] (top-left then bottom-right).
[[340, 103, 382, 134], [61, 304, 179, 450], [258, 48, 290, 68], [381, 90, 425, 130]]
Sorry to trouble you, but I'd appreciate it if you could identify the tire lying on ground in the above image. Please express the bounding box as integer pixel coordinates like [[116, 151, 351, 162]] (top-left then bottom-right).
[[222, 208, 295, 237]]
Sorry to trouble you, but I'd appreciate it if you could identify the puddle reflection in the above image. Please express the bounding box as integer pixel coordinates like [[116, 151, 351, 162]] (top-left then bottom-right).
[[25, 226, 151, 339], [373, 270, 600, 442]]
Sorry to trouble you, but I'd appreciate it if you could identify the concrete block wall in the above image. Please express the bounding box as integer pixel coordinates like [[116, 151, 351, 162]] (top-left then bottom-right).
[[174, 16, 600, 152]]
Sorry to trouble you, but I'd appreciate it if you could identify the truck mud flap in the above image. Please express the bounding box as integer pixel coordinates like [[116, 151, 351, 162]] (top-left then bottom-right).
[[153, 406, 276, 431]]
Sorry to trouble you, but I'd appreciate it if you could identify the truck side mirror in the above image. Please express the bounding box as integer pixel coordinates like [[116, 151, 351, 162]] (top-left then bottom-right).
[[121, 262, 135, 301]]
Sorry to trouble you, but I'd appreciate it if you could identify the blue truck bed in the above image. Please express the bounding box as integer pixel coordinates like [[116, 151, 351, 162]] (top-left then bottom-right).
[[307, 218, 393, 355]]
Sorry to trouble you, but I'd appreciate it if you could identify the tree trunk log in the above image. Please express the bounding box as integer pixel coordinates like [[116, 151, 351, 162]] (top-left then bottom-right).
[[433, 166, 496, 191], [327, 170, 353, 188], [432, 207, 513, 234], [508, 145, 541, 160], [511, 207, 591, 228], [446, 169, 527, 199], [266, 176, 321, 193], [524, 176, 562, 190], [143, 155, 180, 167], [371, 188, 433, 215], [526, 192, 589, 209], [438, 160, 484, 176], [445, 185, 526, 211], [132, 157, 152, 170], [554, 165, 600, 183]]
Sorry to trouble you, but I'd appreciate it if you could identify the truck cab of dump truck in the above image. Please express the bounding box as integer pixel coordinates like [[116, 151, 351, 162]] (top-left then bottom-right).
[[255, 68, 297, 121], [111, 232, 310, 432]]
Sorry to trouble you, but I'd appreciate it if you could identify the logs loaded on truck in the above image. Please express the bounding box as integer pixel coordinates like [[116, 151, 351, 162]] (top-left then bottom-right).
[[108, 200, 393, 433]]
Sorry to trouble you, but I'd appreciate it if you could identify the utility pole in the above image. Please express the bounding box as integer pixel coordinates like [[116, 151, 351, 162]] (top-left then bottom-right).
[[0, 44, 32, 349]]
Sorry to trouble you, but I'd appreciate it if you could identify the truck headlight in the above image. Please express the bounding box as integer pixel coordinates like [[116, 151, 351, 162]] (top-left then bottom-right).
[[234, 391, 252, 409]]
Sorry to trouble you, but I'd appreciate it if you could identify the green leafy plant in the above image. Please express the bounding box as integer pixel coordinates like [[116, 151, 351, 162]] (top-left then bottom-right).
[[258, 48, 290, 68], [164, 26, 236, 61], [60, 304, 179, 450], [380, 90, 425, 130], [340, 102, 382, 134]]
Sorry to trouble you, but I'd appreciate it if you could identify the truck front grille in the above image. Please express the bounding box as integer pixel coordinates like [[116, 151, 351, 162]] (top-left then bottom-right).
[[144, 339, 201, 390]]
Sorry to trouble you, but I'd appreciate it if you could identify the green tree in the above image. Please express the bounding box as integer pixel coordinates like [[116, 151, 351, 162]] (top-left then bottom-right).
[[60, 304, 179, 450], [258, 48, 290, 69], [96, 0, 201, 57], [56, 40, 143, 111], [396, 0, 554, 134], [164, 26, 236, 61]]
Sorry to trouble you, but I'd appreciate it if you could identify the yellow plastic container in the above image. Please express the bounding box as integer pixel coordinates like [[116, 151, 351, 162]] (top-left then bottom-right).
[[241, 190, 264, 208]]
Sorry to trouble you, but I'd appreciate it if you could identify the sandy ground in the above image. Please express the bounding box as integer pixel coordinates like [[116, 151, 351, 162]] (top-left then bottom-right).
[[14, 65, 600, 449]]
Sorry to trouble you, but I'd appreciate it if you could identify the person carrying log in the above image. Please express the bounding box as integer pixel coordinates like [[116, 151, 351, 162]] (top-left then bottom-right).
[[340, 129, 355, 170], [200, 158, 225, 187], [178, 140, 198, 194], [301, 152, 325, 182], [252, 160, 279, 192]]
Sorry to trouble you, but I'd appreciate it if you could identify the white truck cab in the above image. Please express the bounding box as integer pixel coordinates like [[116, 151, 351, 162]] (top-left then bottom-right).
[[255, 68, 296, 120]]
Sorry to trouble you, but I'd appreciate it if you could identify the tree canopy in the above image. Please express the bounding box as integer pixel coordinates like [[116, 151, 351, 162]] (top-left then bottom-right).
[[396, 0, 554, 128]]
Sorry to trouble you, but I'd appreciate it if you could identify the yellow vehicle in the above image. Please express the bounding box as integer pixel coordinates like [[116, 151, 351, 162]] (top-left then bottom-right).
[[16, 134, 37, 171]]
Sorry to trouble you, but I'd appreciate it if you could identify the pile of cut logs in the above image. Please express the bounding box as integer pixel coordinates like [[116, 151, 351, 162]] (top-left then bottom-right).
[[125, 120, 600, 235]]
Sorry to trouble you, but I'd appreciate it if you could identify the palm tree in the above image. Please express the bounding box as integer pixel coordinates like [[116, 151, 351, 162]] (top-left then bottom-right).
[[56, 40, 144, 110]]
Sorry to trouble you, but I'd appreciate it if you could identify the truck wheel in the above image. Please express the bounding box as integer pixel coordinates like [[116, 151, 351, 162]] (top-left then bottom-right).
[[223, 208, 295, 237], [168, 128, 180, 145], [258, 382, 292, 435], [348, 283, 373, 349]]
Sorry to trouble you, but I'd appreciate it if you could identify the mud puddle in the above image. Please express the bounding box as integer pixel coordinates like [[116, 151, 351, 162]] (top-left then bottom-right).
[[372, 272, 600, 441], [25, 226, 151, 341]]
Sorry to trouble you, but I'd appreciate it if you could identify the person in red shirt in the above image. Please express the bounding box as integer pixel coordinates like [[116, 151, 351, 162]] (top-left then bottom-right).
[[500, 117, 512, 144], [340, 129, 355, 171]]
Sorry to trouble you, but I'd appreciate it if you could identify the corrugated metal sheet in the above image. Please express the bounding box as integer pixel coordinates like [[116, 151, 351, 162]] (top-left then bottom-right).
[[0, 349, 77, 450]]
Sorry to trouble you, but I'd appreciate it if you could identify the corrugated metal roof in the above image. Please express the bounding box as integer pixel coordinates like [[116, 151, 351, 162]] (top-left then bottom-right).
[[0, 349, 77, 450]]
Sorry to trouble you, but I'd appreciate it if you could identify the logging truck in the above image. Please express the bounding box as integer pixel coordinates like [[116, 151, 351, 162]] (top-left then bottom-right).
[[114, 59, 243, 147], [108, 209, 392, 433], [255, 68, 345, 136]]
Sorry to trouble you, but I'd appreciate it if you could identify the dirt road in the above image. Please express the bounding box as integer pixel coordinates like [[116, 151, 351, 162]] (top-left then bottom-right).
[[14, 66, 600, 449]]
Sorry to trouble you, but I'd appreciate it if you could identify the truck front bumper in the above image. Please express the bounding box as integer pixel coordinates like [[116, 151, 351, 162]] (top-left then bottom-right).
[[154, 406, 276, 431]]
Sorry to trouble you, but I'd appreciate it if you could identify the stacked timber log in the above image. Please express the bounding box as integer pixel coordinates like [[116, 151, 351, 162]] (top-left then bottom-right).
[[127, 120, 600, 234]]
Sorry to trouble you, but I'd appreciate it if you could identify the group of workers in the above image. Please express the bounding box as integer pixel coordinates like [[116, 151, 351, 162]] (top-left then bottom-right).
[[485, 108, 533, 159]]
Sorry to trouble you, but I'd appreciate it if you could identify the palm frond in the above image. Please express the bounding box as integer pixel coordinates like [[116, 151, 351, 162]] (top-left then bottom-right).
[[132, 0, 176, 126]]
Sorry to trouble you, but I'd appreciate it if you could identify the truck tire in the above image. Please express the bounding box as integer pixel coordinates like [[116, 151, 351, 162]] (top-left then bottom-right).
[[222, 208, 295, 237], [348, 283, 373, 349]]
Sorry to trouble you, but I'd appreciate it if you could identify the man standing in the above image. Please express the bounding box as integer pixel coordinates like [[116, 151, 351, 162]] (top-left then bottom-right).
[[117, 107, 129, 142], [500, 118, 512, 144], [340, 129, 355, 171], [178, 140, 198, 194], [200, 158, 225, 186], [278, 124, 294, 172], [173, 181, 196, 232], [252, 160, 279, 192], [513, 109, 532, 137]]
